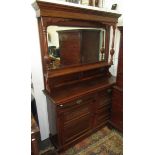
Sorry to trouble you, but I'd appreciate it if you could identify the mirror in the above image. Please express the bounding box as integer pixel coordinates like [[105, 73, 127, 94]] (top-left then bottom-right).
[[47, 26, 106, 69]]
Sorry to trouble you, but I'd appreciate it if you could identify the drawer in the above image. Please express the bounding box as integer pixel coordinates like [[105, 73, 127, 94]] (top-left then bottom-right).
[[95, 104, 111, 126], [98, 98, 111, 110], [97, 89, 112, 110], [97, 104, 111, 117], [58, 95, 95, 109], [58, 95, 95, 123], [96, 113, 110, 126], [98, 88, 112, 98]]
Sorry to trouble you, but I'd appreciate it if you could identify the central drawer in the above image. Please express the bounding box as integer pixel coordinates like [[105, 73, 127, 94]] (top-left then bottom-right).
[[58, 95, 95, 123]]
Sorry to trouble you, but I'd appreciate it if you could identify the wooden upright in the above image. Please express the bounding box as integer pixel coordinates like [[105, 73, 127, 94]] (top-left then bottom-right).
[[32, 1, 121, 152]]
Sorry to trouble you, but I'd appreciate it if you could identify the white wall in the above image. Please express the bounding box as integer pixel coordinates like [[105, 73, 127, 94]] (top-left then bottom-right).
[[31, 13, 50, 140], [31, 0, 123, 141]]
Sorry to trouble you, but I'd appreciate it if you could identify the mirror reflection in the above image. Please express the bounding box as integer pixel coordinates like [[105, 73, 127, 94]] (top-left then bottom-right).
[[47, 26, 105, 69]]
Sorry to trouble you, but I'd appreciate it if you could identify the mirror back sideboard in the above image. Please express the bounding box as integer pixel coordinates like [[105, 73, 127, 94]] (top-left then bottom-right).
[[32, 1, 121, 152]]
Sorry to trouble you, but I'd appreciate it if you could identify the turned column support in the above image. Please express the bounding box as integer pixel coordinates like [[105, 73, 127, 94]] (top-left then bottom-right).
[[100, 31, 105, 61], [110, 25, 116, 64], [104, 25, 110, 62], [41, 18, 52, 71]]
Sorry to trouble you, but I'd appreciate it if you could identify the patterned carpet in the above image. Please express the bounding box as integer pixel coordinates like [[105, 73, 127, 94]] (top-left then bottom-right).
[[60, 127, 123, 155]]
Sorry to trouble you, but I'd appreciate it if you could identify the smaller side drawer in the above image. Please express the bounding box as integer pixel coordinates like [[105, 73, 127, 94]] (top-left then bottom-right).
[[95, 104, 111, 126], [96, 103, 111, 117], [97, 88, 112, 110], [96, 113, 110, 126]]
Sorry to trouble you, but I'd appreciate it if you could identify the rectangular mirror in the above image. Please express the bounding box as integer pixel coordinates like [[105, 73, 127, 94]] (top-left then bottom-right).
[[47, 26, 106, 69]]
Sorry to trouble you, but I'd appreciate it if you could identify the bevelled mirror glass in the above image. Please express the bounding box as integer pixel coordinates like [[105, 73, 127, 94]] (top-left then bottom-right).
[[47, 26, 106, 69]]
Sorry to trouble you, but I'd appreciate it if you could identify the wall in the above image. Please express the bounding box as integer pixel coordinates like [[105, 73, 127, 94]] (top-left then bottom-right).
[[31, 0, 123, 141], [31, 8, 50, 140]]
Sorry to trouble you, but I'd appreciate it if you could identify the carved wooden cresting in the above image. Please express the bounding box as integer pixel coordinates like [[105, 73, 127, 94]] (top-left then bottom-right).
[[32, 1, 121, 152]]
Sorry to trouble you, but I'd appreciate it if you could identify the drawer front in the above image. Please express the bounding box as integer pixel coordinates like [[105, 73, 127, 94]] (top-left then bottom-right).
[[63, 114, 91, 143], [63, 103, 90, 123], [95, 103, 111, 127], [58, 94, 95, 110], [97, 89, 112, 110], [96, 113, 110, 126]]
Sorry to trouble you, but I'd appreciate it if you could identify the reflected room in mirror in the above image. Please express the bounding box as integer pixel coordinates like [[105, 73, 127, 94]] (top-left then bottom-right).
[[47, 26, 106, 69]]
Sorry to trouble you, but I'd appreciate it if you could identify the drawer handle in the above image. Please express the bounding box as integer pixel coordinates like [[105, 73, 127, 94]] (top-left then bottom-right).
[[76, 99, 82, 104], [59, 104, 63, 107]]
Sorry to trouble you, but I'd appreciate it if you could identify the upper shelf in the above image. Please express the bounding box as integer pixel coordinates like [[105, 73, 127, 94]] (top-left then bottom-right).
[[43, 75, 116, 104], [46, 62, 111, 78], [32, 0, 121, 24]]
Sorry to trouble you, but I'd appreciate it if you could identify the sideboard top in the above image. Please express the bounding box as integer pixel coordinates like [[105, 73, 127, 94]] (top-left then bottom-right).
[[32, 0, 121, 24]]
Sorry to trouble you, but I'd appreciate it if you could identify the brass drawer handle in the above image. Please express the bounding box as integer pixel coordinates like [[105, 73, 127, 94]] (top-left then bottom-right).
[[76, 99, 82, 104], [59, 104, 63, 107]]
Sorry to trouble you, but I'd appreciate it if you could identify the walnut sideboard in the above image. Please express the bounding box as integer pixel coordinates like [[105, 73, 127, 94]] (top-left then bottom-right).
[[32, 0, 121, 152]]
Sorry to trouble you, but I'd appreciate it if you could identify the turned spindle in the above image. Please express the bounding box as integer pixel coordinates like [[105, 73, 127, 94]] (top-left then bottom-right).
[[110, 25, 116, 64], [100, 31, 105, 61], [89, 0, 93, 6], [41, 19, 52, 70]]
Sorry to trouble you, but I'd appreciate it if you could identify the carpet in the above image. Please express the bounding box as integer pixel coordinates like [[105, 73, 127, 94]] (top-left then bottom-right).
[[60, 127, 123, 155]]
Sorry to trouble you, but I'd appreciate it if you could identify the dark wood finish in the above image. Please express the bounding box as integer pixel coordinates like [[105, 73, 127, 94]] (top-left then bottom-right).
[[32, 1, 121, 152], [58, 29, 100, 66], [110, 26, 123, 132], [45, 84, 114, 152], [46, 62, 111, 78], [32, 1, 121, 76], [32, 1, 120, 23]]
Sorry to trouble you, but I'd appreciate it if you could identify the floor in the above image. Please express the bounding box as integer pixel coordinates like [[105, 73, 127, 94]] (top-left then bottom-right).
[[39, 126, 122, 155]]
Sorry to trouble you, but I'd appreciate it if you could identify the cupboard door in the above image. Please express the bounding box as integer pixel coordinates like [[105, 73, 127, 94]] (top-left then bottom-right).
[[63, 114, 91, 143], [58, 96, 94, 144]]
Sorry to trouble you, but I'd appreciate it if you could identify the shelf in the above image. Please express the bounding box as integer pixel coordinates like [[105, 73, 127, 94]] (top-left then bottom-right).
[[43, 76, 116, 104], [46, 62, 111, 78]]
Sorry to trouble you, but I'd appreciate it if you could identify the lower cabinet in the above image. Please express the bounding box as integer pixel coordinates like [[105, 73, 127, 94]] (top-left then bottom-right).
[[49, 87, 112, 152]]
